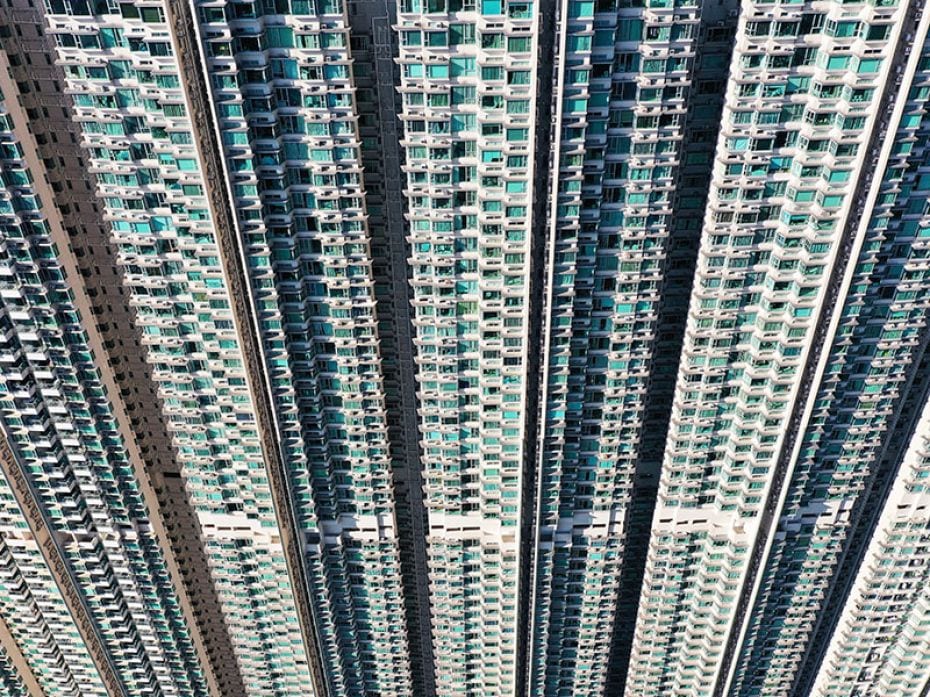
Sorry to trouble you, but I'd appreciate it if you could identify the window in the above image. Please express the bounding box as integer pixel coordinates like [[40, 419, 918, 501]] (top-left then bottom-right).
[[449, 24, 475, 45], [857, 58, 882, 74]]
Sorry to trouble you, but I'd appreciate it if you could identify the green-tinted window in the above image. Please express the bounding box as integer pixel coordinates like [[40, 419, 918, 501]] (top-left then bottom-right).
[[266, 26, 294, 47], [449, 24, 474, 44], [569, 0, 593, 16]]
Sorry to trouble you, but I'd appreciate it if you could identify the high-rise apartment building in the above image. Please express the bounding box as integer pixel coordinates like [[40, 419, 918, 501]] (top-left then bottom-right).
[[809, 377, 930, 697], [626, 2, 928, 696], [0, 28, 211, 696], [4, 0, 930, 695], [394, 0, 544, 692]]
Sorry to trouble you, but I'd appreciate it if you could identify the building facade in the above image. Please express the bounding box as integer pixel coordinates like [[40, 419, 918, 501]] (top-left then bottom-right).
[[3, 0, 930, 696]]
